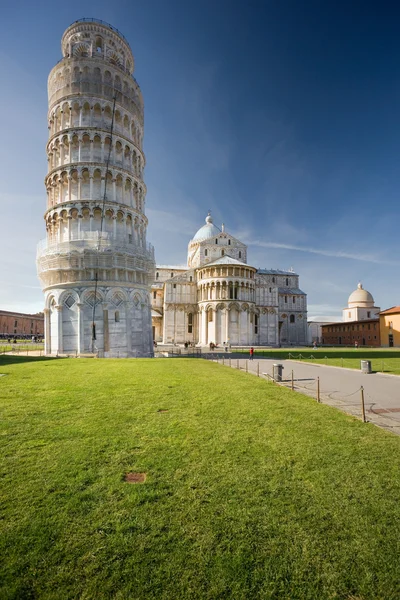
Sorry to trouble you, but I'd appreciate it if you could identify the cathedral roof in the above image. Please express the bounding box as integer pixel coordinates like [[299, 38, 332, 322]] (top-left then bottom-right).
[[277, 287, 306, 295], [191, 213, 221, 242], [257, 268, 298, 276], [200, 256, 250, 268], [348, 283, 374, 307]]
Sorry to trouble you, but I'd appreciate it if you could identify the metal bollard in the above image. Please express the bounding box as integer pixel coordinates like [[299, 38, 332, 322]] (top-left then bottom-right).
[[360, 386, 366, 422]]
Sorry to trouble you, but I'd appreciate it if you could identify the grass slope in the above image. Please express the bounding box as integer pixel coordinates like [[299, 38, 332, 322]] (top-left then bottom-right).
[[1, 356, 400, 599]]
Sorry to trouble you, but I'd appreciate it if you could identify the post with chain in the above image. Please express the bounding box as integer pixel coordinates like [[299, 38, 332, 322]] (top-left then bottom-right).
[[229, 358, 231, 368], [317, 377, 320, 402], [291, 370, 294, 391], [257, 362, 259, 377], [246, 360, 248, 373], [237, 359, 239, 369], [360, 386, 366, 422], [222, 356, 224, 366]]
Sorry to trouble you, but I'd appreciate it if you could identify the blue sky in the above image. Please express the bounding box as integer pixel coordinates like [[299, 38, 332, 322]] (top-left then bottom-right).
[[1, 0, 399, 319]]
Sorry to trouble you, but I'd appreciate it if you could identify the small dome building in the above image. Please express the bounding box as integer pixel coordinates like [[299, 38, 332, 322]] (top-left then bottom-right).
[[343, 283, 380, 322]]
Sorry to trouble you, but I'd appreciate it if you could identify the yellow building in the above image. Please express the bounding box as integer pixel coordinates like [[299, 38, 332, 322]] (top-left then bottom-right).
[[379, 307, 400, 347]]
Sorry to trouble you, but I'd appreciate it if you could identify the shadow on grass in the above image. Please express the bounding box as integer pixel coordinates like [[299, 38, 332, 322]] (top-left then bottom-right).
[[0, 355, 64, 366]]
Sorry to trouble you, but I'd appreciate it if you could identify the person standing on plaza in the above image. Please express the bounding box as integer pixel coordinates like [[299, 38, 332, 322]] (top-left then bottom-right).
[[249, 347, 254, 360]]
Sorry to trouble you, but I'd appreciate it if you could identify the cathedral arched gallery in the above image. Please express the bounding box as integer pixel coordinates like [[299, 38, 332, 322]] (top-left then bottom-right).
[[151, 214, 308, 346]]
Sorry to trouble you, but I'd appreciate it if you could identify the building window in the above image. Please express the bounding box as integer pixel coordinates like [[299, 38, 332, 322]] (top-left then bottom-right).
[[173, 284, 176, 289], [189, 276, 192, 282], [286, 278, 289, 286], [156, 272, 159, 280], [254, 314, 258, 334], [188, 312, 193, 334], [228, 239, 231, 245], [290, 314, 295, 323], [208, 310, 213, 322], [284, 296, 287, 303], [171, 272, 174, 278], [348, 312, 351, 318], [367, 311, 371, 318], [205, 249, 208, 256], [269, 287, 272, 293], [272, 277, 275, 283], [115, 311, 120, 322], [293, 297, 295, 303], [215, 239, 218, 244], [153, 291, 156, 299], [239, 251, 242, 259], [221, 249, 224, 256], [14, 320, 18, 327]]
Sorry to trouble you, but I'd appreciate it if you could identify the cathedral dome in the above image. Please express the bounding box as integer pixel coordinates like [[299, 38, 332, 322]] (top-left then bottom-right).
[[191, 213, 220, 242], [348, 283, 374, 307]]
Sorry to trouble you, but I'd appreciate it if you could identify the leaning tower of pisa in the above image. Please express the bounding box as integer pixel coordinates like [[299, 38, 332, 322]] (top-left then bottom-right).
[[37, 19, 155, 357]]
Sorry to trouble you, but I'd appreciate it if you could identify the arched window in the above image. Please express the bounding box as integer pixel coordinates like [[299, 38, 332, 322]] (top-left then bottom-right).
[[215, 238, 218, 244], [204, 249, 208, 256], [156, 272, 159, 280], [115, 311, 120, 322], [286, 278, 289, 286], [188, 313, 193, 334], [221, 249, 224, 256], [272, 277, 275, 283], [239, 251, 242, 259], [228, 239, 231, 245], [290, 314, 295, 323]]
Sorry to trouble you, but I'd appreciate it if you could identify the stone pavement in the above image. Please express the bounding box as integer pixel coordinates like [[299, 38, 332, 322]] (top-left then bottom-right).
[[206, 353, 400, 436]]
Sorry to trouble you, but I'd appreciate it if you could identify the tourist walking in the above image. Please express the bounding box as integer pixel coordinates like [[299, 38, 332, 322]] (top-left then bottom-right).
[[249, 347, 254, 360]]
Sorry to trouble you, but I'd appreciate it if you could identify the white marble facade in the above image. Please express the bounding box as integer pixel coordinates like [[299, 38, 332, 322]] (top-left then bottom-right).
[[152, 215, 307, 346], [37, 19, 155, 356]]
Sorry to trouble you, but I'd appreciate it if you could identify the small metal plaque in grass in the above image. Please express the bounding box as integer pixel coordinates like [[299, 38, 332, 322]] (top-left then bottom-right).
[[157, 408, 169, 413], [125, 472, 146, 484]]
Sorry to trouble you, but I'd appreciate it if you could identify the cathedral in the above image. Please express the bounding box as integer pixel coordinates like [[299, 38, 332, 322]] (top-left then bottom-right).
[[151, 214, 308, 346]]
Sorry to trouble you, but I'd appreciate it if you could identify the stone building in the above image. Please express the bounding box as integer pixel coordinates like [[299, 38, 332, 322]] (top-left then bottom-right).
[[0, 311, 44, 338], [151, 214, 308, 346], [321, 283, 381, 346], [37, 19, 155, 356]]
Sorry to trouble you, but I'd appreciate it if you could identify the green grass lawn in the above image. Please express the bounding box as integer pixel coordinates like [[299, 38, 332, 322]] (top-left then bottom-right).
[[1, 357, 400, 599], [245, 347, 400, 374]]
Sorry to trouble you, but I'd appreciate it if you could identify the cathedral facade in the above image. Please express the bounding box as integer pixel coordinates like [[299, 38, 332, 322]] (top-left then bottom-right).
[[151, 214, 308, 346]]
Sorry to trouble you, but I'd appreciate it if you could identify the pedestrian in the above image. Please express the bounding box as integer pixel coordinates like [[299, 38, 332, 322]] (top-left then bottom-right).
[[355, 341, 358, 349], [249, 347, 254, 361]]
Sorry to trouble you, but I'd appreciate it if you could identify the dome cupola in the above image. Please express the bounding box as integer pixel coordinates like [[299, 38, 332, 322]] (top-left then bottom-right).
[[191, 212, 220, 242], [348, 283, 374, 307]]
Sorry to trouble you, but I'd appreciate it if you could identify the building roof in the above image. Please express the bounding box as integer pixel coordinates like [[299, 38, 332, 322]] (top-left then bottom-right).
[[191, 214, 221, 242], [200, 256, 250, 268], [348, 283, 374, 307], [257, 269, 298, 276], [278, 288, 306, 296], [0, 310, 44, 318], [156, 265, 187, 271], [380, 306, 400, 315]]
